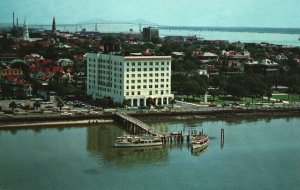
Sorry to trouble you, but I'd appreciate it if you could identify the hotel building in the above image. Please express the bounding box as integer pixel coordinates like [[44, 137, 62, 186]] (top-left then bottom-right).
[[87, 53, 174, 107]]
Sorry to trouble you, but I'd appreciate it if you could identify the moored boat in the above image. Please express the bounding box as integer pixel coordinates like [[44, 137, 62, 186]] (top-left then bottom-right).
[[191, 134, 209, 150], [114, 135, 163, 147]]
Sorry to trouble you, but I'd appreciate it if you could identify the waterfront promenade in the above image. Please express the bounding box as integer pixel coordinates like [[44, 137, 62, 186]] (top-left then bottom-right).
[[1, 105, 300, 129]]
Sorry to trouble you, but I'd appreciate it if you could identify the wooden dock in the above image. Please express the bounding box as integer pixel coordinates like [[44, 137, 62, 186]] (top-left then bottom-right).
[[114, 113, 208, 145], [115, 113, 161, 136]]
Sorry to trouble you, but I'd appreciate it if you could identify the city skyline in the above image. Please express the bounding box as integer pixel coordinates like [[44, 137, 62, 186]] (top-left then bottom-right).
[[1, 0, 300, 28]]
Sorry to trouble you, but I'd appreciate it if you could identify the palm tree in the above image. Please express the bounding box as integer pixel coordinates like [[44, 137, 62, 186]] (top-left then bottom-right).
[[9, 101, 17, 113], [33, 101, 41, 111], [57, 99, 64, 112]]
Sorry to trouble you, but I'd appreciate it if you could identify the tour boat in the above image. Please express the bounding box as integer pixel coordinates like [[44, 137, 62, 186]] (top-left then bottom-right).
[[191, 134, 209, 150], [114, 135, 163, 147]]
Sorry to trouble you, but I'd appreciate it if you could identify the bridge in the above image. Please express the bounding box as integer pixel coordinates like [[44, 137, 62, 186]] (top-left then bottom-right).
[[7, 18, 160, 32]]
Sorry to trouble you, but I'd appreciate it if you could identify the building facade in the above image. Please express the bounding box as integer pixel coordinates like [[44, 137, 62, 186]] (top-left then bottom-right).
[[87, 53, 173, 107], [142, 27, 159, 42]]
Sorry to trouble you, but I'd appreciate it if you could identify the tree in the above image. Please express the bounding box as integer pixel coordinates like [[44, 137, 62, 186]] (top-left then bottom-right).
[[170, 99, 176, 108], [146, 98, 155, 108], [57, 99, 64, 111], [123, 99, 131, 108], [9, 101, 17, 113], [225, 83, 246, 101], [33, 101, 41, 111]]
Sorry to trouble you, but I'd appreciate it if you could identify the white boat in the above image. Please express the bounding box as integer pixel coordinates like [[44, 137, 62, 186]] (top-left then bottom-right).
[[191, 134, 209, 150], [114, 135, 163, 147]]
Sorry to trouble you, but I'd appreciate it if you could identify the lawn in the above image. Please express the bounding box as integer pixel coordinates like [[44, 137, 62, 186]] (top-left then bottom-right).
[[175, 93, 300, 105]]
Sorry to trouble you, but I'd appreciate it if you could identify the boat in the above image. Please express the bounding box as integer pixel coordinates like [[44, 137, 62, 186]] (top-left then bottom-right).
[[191, 134, 209, 150], [114, 135, 163, 147]]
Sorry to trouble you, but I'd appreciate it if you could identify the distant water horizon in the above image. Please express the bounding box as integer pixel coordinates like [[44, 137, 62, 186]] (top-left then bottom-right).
[[1, 23, 300, 46]]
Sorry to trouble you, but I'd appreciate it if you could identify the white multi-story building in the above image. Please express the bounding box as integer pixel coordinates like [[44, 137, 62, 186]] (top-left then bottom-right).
[[87, 53, 174, 107]]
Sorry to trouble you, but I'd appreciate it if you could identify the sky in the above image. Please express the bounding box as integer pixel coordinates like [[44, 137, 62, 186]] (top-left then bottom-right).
[[1, 0, 300, 28]]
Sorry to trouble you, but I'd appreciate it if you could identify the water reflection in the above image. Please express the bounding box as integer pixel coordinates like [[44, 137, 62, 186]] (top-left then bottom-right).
[[191, 147, 208, 156], [86, 125, 169, 168]]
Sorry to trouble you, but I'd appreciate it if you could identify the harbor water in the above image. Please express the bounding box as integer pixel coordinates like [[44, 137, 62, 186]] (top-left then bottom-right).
[[1, 116, 300, 190]]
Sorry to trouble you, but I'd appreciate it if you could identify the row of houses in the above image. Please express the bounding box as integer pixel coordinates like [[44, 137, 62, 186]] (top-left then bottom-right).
[[172, 48, 282, 78]]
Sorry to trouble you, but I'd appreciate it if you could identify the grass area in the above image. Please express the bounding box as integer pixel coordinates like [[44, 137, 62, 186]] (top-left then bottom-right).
[[272, 94, 300, 101], [175, 93, 300, 105]]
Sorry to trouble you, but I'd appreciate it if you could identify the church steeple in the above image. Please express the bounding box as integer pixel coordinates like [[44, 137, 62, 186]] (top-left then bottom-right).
[[52, 16, 56, 33], [23, 17, 30, 40]]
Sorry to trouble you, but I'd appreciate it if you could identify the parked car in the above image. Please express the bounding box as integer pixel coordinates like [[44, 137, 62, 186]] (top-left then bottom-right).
[[60, 112, 72, 116], [208, 103, 217, 107]]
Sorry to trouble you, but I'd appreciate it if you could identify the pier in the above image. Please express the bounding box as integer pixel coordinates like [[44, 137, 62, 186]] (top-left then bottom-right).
[[114, 113, 205, 145], [114, 113, 161, 136]]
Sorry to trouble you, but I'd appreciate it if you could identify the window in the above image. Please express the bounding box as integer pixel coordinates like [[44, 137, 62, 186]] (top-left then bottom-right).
[[131, 74, 135, 77], [131, 80, 135, 83], [149, 85, 153, 88], [143, 74, 147, 77], [137, 91, 140, 95], [155, 62, 159, 65], [132, 92, 135, 95], [132, 68, 135, 72], [149, 68, 153, 71], [149, 79, 153, 82], [161, 73, 164, 76], [150, 62, 153, 66], [126, 92, 129, 95], [143, 85, 147, 88], [155, 68, 159, 71], [161, 62, 165, 65], [138, 68, 141, 71], [143, 79, 147, 83], [138, 74, 141, 77], [132, 62, 135, 66], [138, 62, 141, 66], [137, 85, 141, 89], [144, 62, 147, 66], [161, 84, 164, 88], [155, 79, 158, 82], [131, 86, 135, 89], [155, 73, 159, 77], [143, 68, 147, 71], [155, 85, 158, 88]]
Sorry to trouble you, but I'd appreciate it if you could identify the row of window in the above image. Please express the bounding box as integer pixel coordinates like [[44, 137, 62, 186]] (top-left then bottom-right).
[[126, 73, 169, 78], [126, 67, 169, 72], [126, 61, 169, 66], [126, 84, 169, 89], [126, 78, 169, 83], [125, 90, 170, 96]]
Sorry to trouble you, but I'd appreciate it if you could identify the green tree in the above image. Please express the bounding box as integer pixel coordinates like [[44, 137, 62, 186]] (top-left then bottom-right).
[[33, 101, 41, 111], [57, 99, 64, 111], [9, 101, 17, 113]]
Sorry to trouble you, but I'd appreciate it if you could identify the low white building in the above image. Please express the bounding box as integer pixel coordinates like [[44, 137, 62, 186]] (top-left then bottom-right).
[[87, 53, 174, 107], [56, 58, 73, 67]]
